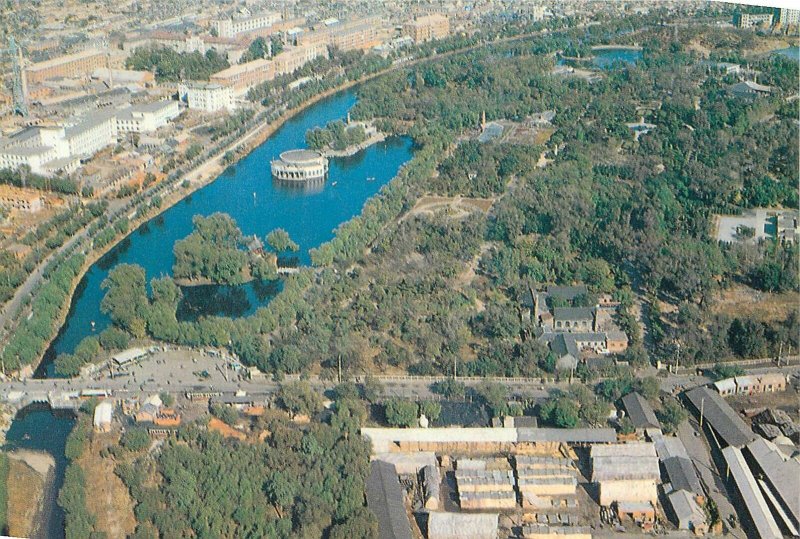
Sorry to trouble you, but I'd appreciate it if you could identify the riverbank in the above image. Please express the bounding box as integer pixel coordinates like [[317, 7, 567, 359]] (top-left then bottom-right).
[[6, 450, 53, 539]]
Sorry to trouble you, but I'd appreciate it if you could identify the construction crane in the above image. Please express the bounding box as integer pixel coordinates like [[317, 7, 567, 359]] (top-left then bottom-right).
[[3, 36, 29, 117]]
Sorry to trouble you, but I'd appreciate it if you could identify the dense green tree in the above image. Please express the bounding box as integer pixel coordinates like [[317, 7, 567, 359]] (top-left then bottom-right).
[[266, 229, 299, 252], [100, 264, 149, 337], [384, 399, 419, 427], [126, 46, 229, 82]]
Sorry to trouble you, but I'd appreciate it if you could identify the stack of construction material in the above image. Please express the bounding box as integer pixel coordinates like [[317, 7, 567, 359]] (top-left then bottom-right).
[[422, 464, 440, 510], [516, 456, 578, 509], [522, 524, 591, 538], [455, 459, 516, 510]]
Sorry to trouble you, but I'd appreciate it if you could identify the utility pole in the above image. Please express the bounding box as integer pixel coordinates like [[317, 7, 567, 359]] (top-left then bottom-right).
[[699, 397, 705, 429]]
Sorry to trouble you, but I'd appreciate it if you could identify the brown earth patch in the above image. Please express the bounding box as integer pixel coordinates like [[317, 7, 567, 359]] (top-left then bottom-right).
[[79, 433, 136, 538], [711, 284, 799, 323], [6, 458, 45, 538]]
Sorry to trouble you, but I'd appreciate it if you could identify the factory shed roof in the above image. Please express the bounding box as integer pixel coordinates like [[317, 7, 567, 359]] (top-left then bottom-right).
[[722, 446, 782, 539], [366, 461, 413, 539], [745, 438, 800, 527], [427, 512, 498, 539], [685, 387, 755, 448], [517, 428, 616, 443], [621, 392, 660, 429], [652, 434, 690, 461], [374, 452, 437, 475], [590, 442, 656, 458], [668, 489, 706, 529], [662, 456, 702, 495], [591, 456, 660, 482]]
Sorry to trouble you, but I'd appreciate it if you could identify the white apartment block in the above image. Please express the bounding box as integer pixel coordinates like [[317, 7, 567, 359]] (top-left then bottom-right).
[[66, 112, 118, 157], [115, 100, 181, 133], [214, 11, 280, 38], [776, 8, 799, 25], [0, 100, 181, 176], [178, 82, 235, 112]]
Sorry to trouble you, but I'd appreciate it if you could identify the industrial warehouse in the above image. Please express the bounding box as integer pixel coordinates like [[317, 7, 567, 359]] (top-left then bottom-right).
[[361, 372, 800, 539]]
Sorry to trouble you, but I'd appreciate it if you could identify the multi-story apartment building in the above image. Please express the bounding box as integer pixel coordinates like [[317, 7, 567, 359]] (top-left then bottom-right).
[[294, 19, 382, 52], [775, 8, 799, 26], [178, 82, 235, 112], [210, 59, 276, 96], [25, 49, 108, 84], [0, 100, 181, 175], [273, 44, 327, 76], [213, 11, 281, 38], [733, 12, 774, 28], [403, 15, 450, 44], [115, 101, 181, 133]]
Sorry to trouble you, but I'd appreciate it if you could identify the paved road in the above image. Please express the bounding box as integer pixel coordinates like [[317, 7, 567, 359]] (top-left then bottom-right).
[[5, 345, 796, 407]]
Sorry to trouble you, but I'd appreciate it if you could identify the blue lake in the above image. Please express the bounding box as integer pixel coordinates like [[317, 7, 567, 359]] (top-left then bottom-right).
[[40, 89, 414, 376], [592, 48, 642, 69], [773, 46, 799, 62]]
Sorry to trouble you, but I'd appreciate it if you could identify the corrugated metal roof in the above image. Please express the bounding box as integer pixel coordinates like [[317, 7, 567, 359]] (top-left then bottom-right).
[[517, 428, 616, 443], [662, 456, 702, 495], [746, 438, 800, 528], [621, 392, 660, 429], [591, 442, 656, 458], [427, 512, 498, 539], [366, 461, 413, 539], [667, 489, 706, 530], [685, 387, 755, 448], [721, 446, 782, 539]]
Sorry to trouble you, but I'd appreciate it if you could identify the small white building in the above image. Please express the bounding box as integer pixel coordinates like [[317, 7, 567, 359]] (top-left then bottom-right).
[[93, 401, 114, 432], [178, 82, 235, 113]]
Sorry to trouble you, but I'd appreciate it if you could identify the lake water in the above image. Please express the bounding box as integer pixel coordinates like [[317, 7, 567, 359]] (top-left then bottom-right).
[[773, 46, 799, 62], [3, 406, 75, 539], [39, 89, 414, 376], [592, 48, 642, 69]]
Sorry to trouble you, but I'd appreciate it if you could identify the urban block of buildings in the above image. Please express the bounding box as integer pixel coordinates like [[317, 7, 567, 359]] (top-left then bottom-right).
[[213, 10, 281, 39], [0, 100, 180, 176], [713, 373, 787, 396], [525, 284, 630, 370], [403, 14, 451, 44]]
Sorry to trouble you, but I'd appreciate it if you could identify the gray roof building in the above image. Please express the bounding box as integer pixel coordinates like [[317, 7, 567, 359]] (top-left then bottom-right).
[[427, 512, 498, 539], [662, 456, 702, 495], [546, 285, 589, 301], [721, 446, 782, 539], [621, 392, 660, 430], [366, 461, 413, 539], [745, 437, 800, 532], [667, 489, 707, 532], [685, 387, 755, 448]]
